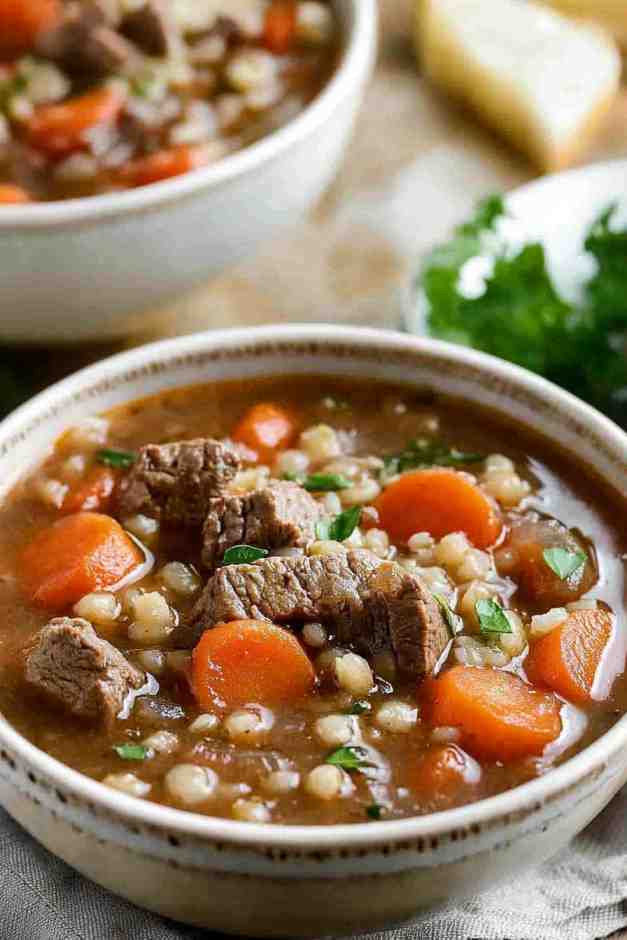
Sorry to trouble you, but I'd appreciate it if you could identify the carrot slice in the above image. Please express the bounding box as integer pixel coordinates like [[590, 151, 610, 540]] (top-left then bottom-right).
[[407, 744, 482, 808], [421, 665, 562, 762], [375, 468, 502, 548], [62, 466, 118, 514], [192, 619, 315, 709], [264, 1, 297, 53], [231, 402, 297, 464], [21, 512, 142, 609], [0, 0, 61, 59], [525, 608, 614, 704], [119, 144, 212, 188], [0, 183, 31, 204], [27, 87, 124, 157]]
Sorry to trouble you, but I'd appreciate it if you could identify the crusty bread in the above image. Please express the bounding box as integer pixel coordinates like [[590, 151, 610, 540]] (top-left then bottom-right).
[[415, 0, 621, 172], [544, 0, 627, 48]]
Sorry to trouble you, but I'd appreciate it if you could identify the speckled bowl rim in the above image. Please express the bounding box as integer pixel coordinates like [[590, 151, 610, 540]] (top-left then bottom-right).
[[0, 323, 625, 852], [0, 0, 377, 230]]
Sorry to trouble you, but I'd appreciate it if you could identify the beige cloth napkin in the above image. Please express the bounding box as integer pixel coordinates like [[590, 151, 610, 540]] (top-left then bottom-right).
[[0, 788, 625, 940]]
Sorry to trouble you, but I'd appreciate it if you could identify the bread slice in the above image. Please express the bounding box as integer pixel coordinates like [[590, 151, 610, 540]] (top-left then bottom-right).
[[415, 0, 621, 172], [544, 1, 627, 48]]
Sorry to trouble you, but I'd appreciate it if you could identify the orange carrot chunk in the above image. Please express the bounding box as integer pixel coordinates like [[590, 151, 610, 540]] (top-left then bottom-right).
[[27, 87, 124, 157], [525, 608, 614, 704], [375, 468, 502, 548], [421, 665, 562, 762], [231, 402, 297, 464], [0, 183, 31, 204], [192, 619, 315, 709], [264, 1, 297, 53], [119, 144, 212, 188], [0, 0, 61, 59], [407, 744, 482, 809], [62, 466, 118, 514], [21, 512, 143, 609]]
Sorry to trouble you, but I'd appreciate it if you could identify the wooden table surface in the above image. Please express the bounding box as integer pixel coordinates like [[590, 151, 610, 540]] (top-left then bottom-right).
[[23, 4, 627, 934]]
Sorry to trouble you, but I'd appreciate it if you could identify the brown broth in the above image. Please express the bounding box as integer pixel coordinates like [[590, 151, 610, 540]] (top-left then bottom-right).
[[0, 375, 625, 824]]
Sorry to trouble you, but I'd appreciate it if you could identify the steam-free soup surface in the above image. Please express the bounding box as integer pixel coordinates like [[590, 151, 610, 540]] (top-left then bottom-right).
[[1, 375, 625, 824]]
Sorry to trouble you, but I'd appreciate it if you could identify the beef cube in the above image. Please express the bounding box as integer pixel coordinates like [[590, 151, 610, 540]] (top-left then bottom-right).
[[121, 0, 178, 57], [25, 618, 146, 724], [202, 481, 322, 569], [37, 2, 135, 74], [117, 438, 241, 527], [185, 550, 450, 678]]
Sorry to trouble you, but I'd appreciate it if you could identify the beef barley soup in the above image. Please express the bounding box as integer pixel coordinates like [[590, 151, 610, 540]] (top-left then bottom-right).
[[0, 1, 338, 203], [1, 375, 626, 825]]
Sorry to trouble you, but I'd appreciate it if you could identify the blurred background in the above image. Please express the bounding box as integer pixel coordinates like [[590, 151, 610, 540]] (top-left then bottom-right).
[[2, 0, 627, 412]]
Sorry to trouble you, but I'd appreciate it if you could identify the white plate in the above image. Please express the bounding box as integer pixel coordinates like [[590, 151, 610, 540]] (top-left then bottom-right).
[[404, 158, 627, 333]]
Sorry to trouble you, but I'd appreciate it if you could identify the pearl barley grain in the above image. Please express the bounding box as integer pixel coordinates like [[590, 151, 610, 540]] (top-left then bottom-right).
[[375, 701, 418, 734], [334, 653, 374, 696], [165, 765, 217, 806], [232, 798, 271, 823], [305, 764, 352, 801], [314, 714, 355, 747], [103, 773, 150, 798]]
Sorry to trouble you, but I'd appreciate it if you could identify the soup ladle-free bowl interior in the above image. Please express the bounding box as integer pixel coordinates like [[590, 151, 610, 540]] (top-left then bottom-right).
[[0, 324, 625, 937]]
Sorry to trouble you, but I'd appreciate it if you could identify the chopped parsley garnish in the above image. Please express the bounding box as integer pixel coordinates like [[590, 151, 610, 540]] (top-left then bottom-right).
[[418, 197, 627, 428], [383, 439, 483, 477], [325, 746, 371, 771], [282, 471, 304, 483], [113, 743, 148, 761], [475, 598, 512, 635], [347, 700, 371, 716], [96, 448, 137, 469], [303, 473, 352, 492], [434, 594, 463, 636], [543, 547, 587, 581], [366, 803, 384, 820], [316, 506, 361, 543], [222, 545, 269, 565]]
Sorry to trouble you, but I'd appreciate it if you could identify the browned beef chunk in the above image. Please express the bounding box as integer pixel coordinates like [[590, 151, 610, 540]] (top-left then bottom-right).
[[25, 618, 146, 724], [201, 481, 322, 569], [37, 2, 135, 75], [117, 438, 241, 527], [186, 550, 449, 678], [121, 0, 178, 57]]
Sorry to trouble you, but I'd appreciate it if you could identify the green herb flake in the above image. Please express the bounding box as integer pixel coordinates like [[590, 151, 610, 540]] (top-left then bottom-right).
[[316, 505, 361, 543], [113, 743, 148, 761], [434, 594, 463, 636], [96, 448, 137, 469], [222, 544, 269, 565], [383, 439, 483, 477], [347, 700, 371, 716], [282, 471, 304, 483], [543, 547, 586, 581], [475, 598, 513, 635], [303, 473, 352, 492], [366, 803, 384, 820], [325, 746, 370, 771]]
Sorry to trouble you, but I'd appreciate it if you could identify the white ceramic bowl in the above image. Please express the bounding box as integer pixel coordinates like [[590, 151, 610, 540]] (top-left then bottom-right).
[[0, 325, 625, 937], [0, 2, 377, 344]]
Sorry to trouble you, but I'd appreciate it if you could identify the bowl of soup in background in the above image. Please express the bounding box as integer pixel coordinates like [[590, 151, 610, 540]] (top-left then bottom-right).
[[0, 324, 624, 936], [0, 1, 377, 344]]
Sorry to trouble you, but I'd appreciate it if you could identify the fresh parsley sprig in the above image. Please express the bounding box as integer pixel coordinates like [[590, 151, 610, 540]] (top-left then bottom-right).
[[316, 506, 361, 542], [96, 448, 137, 469], [475, 598, 512, 635], [543, 547, 586, 581], [222, 545, 269, 565]]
